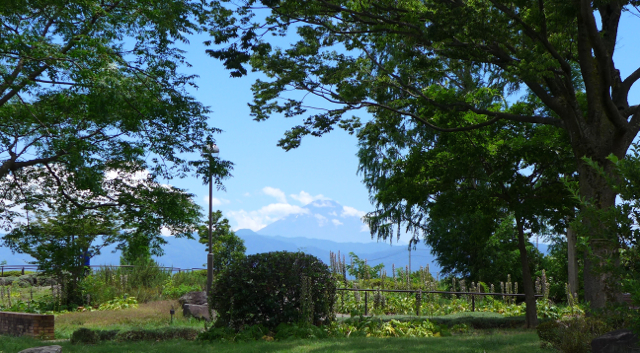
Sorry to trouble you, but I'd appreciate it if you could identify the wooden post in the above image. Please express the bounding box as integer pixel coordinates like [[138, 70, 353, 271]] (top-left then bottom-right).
[[472, 295, 475, 312]]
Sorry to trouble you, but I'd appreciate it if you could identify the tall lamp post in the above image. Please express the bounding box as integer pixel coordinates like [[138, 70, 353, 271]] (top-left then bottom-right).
[[203, 142, 219, 295]]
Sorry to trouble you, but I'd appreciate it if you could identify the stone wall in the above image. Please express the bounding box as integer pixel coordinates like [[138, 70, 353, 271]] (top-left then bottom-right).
[[0, 311, 54, 339]]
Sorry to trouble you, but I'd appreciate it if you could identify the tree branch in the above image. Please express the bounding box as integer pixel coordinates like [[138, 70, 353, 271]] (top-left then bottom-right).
[[44, 163, 118, 210]]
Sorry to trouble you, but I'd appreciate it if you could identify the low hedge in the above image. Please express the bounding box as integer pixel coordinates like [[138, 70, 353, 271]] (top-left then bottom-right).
[[70, 327, 201, 344], [428, 316, 526, 329]]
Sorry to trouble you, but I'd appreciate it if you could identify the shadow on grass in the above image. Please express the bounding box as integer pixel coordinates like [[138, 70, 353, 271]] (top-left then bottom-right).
[[1, 331, 546, 353]]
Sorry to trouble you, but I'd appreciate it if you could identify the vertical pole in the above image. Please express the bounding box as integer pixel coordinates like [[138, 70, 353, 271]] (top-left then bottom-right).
[[567, 227, 578, 300], [364, 291, 368, 316], [472, 295, 475, 312], [207, 173, 213, 296]]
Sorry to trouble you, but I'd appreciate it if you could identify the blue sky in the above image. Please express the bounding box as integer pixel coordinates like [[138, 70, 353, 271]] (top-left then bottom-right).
[[160, 11, 640, 240], [162, 32, 377, 235]]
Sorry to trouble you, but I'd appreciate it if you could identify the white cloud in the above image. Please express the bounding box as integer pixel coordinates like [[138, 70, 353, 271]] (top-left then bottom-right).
[[342, 205, 366, 218], [243, 192, 251, 197], [332, 219, 343, 226], [227, 203, 310, 231], [311, 200, 334, 207], [360, 223, 370, 233], [263, 187, 287, 203], [314, 213, 328, 226], [329, 211, 337, 216], [290, 191, 330, 205], [203, 196, 231, 206]]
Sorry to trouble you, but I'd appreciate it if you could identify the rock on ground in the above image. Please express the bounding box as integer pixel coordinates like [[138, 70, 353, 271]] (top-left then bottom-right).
[[18, 345, 63, 353], [183, 304, 213, 321], [178, 291, 207, 307], [591, 329, 640, 353]]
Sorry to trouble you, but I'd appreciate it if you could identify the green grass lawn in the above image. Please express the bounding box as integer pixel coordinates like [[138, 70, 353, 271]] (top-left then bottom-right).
[[53, 300, 204, 339], [0, 330, 546, 353], [0, 301, 547, 352]]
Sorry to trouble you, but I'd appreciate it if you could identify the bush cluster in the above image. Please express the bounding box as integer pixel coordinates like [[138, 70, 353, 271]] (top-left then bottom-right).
[[0, 274, 55, 287], [211, 251, 336, 330], [536, 317, 612, 353], [81, 261, 205, 305]]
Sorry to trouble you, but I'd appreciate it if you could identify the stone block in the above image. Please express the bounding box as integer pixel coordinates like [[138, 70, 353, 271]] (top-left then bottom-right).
[[18, 345, 62, 353], [592, 329, 640, 353], [178, 291, 207, 307], [183, 304, 212, 321]]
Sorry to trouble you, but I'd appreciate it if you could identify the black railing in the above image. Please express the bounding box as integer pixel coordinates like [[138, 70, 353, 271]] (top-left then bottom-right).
[[0, 265, 205, 276]]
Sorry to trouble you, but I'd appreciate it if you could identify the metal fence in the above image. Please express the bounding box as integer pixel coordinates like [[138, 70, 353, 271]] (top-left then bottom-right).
[[0, 265, 205, 276]]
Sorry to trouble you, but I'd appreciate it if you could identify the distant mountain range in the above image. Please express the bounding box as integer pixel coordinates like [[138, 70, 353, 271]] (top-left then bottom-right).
[[0, 230, 439, 275], [0, 200, 549, 277]]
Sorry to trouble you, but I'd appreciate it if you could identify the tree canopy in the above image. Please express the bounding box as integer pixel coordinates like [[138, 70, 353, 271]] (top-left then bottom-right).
[[207, 0, 640, 309], [0, 0, 232, 229]]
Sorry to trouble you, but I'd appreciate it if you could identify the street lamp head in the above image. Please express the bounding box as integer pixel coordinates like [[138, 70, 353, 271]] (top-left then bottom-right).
[[202, 143, 219, 158]]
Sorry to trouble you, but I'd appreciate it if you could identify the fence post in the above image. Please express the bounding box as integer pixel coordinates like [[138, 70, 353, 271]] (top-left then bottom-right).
[[364, 291, 368, 316], [472, 295, 475, 312], [21, 267, 25, 275]]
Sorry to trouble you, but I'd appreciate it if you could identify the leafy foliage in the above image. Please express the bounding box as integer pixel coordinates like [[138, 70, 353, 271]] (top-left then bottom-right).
[[207, 0, 640, 310], [345, 252, 384, 280], [2, 172, 203, 306], [0, 0, 233, 231], [97, 295, 139, 311], [210, 251, 336, 330], [2, 205, 119, 304], [197, 211, 246, 273]]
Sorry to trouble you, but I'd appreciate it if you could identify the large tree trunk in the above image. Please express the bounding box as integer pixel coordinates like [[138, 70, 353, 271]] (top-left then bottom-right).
[[566, 227, 579, 299], [516, 217, 538, 328], [577, 159, 620, 310]]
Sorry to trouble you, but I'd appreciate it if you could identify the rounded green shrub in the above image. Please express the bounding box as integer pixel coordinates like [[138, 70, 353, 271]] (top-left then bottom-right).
[[211, 251, 336, 330], [70, 328, 100, 345], [536, 320, 561, 347], [536, 317, 612, 353]]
